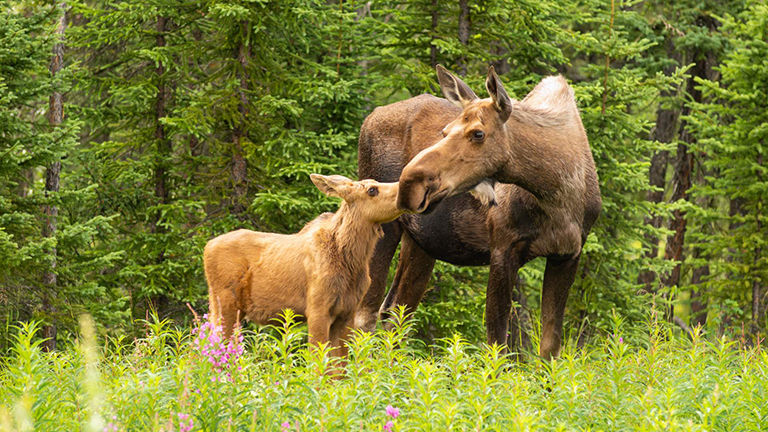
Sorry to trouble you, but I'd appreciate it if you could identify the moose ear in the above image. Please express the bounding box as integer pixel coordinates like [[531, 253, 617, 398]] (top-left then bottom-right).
[[436, 64, 478, 109], [310, 174, 353, 199], [485, 66, 512, 123]]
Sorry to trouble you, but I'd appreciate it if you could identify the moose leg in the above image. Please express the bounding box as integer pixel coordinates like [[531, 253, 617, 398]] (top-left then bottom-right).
[[354, 221, 403, 331], [209, 290, 240, 339], [307, 312, 332, 349], [539, 254, 580, 359], [379, 230, 436, 328], [329, 316, 353, 359], [486, 244, 523, 348]]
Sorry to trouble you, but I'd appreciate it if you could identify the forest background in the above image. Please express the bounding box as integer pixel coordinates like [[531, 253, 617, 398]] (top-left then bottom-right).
[[1, 0, 767, 353]]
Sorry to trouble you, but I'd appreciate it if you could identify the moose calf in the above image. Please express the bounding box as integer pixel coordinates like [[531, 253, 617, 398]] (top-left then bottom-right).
[[203, 174, 403, 358]]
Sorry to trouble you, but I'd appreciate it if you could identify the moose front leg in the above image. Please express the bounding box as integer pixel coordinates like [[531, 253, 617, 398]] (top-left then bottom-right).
[[329, 316, 353, 359], [539, 254, 580, 359], [486, 243, 524, 349], [378, 230, 436, 329], [307, 312, 331, 349], [354, 221, 403, 331], [327, 316, 353, 376]]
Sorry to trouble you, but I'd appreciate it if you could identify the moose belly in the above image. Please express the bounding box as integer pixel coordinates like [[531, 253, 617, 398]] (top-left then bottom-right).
[[401, 194, 491, 266]]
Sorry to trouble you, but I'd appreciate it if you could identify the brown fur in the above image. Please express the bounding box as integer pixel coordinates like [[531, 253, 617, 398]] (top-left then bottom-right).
[[204, 174, 402, 360], [356, 66, 601, 359]]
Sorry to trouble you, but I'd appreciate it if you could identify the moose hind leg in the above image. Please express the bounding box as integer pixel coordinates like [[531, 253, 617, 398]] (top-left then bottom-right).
[[354, 221, 403, 332], [539, 254, 580, 359], [379, 230, 436, 328], [207, 289, 241, 339]]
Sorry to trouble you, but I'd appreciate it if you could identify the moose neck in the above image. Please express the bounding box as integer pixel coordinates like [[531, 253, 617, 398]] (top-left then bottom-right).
[[496, 106, 587, 205], [329, 203, 382, 269]]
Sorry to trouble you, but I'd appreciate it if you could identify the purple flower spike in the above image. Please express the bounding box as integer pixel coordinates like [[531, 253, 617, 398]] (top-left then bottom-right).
[[619, 337, 624, 343], [177, 413, 193, 432], [386, 405, 400, 419]]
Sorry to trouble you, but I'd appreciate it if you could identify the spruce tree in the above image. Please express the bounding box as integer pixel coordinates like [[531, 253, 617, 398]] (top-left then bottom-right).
[[688, 2, 768, 335]]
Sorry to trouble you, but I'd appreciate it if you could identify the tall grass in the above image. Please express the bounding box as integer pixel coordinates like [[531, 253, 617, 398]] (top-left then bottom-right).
[[1, 310, 766, 431]]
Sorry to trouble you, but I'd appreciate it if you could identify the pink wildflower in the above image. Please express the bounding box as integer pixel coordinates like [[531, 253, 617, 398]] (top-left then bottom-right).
[[385, 405, 400, 419], [192, 318, 245, 382], [178, 413, 193, 432], [383, 420, 394, 432], [281, 421, 291, 431]]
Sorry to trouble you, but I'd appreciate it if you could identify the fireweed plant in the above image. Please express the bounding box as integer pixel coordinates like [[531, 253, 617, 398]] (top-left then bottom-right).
[[1, 309, 767, 431]]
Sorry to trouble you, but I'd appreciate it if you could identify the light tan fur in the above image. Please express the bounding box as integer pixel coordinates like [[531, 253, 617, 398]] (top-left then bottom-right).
[[204, 174, 403, 361]]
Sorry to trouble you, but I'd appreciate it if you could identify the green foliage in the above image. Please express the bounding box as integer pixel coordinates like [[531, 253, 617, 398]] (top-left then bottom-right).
[[557, 0, 677, 334], [0, 1, 121, 345], [1, 0, 767, 347], [413, 263, 488, 344], [687, 2, 768, 331], [2, 316, 767, 431]]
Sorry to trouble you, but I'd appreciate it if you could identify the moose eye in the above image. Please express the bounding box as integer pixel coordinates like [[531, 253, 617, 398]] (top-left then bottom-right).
[[472, 130, 485, 141], [367, 187, 379, 197]]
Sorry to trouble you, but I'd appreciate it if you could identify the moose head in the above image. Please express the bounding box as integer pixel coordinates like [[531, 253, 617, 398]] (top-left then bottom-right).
[[397, 65, 513, 213]]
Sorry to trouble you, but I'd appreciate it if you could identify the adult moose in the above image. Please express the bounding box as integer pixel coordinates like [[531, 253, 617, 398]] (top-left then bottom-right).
[[355, 65, 601, 359]]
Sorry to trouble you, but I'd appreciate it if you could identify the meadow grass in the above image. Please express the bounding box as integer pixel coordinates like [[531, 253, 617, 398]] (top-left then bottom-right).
[[1, 310, 766, 432]]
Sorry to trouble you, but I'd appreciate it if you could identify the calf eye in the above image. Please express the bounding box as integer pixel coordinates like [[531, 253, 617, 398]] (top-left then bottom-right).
[[472, 130, 485, 141], [367, 187, 379, 197]]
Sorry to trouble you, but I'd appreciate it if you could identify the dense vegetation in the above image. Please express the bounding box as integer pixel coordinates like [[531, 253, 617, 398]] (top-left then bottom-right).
[[1, 312, 766, 431], [1, 0, 766, 353]]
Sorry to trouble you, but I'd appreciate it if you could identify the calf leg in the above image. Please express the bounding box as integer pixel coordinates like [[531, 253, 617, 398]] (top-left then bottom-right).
[[329, 316, 353, 359], [486, 243, 524, 348], [379, 230, 436, 328], [354, 221, 403, 331], [539, 254, 580, 359], [307, 313, 332, 348], [208, 290, 240, 339]]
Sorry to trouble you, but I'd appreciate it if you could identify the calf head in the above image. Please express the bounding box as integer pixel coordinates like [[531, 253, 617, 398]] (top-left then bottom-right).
[[310, 174, 404, 223], [398, 65, 512, 213]]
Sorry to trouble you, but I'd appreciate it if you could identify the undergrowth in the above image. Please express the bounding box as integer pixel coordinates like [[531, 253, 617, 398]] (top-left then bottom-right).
[[1, 309, 766, 431]]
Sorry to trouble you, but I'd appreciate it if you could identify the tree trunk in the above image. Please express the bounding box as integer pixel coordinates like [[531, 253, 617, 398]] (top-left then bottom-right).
[[688, 143, 715, 328], [689, 256, 709, 327], [663, 16, 717, 319], [429, 0, 438, 68], [457, 0, 469, 76], [638, 36, 679, 291], [637, 114, 674, 290], [660, 94, 695, 320], [41, 2, 67, 352], [661, 16, 719, 320], [153, 15, 170, 232], [230, 21, 250, 217], [490, 42, 510, 76], [151, 15, 171, 314]]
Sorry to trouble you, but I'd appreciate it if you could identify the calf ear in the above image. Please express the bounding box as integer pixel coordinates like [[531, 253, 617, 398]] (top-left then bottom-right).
[[436, 64, 478, 109], [485, 66, 512, 123], [310, 174, 353, 199]]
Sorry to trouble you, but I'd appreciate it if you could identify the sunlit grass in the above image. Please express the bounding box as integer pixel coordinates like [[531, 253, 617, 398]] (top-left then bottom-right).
[[1, 309, 766, 431]]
